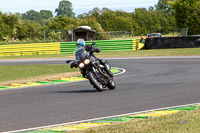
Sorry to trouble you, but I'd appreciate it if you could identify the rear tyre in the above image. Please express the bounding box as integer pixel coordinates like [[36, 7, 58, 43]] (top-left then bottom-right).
[[88, 71, 103, 92], [107, 80, 116, 90]]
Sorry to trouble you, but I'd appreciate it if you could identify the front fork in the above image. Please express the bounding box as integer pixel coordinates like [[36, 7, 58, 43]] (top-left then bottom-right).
[[91, 67, 101, 80]]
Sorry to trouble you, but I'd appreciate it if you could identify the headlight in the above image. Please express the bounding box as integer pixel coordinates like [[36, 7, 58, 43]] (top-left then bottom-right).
[[84, 59, 90, 65], [79, 63, 84, 68]]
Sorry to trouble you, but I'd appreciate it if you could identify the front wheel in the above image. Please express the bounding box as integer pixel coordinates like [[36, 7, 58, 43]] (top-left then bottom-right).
[[88, 71, 103, 92], [107, 80, 116, 90]]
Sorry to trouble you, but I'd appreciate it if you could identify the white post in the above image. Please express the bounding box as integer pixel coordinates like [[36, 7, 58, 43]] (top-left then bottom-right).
[[186, 27, 188, 36]]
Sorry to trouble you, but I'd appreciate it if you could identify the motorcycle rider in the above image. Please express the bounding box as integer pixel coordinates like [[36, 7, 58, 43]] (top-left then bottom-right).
[[71, 38, 113, 78]]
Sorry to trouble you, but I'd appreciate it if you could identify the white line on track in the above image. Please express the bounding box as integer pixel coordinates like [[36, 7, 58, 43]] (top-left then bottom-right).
[[5, 102, 200, 133]]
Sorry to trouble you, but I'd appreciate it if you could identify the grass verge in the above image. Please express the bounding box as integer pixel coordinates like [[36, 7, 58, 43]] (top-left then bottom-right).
[[0, 53, 74, 59], [96, 48, 200, 57], [1, 48, 200, 59], [0, 65, 79, 86], [72, 109, 200, 133]]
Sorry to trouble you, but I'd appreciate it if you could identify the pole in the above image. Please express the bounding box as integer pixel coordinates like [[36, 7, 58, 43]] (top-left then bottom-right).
[[43, 30, 46, 40], [72, 30, 74, 42], [186, 27, 188, 36], [53, 31, 55, 41]]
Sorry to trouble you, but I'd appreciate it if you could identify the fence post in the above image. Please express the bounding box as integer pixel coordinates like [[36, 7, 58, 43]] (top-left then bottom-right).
[[186, 27, 188, 36], [43, 30, 46, 40]]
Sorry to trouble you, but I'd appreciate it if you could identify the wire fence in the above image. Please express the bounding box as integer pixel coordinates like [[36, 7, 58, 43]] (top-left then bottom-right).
[[96, 31, 134, 40], [43, 28, 189, 42], [172, 27, 188, 36], [43, 29, 73, 42]]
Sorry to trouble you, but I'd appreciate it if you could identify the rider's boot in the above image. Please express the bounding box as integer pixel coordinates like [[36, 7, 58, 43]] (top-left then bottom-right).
[[80, 70, 86, 78], [106, 67, 114, 77], [100, 59, 114, 77], [70, 61, 77, 68]]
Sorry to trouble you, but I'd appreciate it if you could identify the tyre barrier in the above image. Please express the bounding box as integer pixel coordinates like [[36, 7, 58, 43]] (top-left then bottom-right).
[[0, 68, 121, 90], [11, 103, 200, 133]]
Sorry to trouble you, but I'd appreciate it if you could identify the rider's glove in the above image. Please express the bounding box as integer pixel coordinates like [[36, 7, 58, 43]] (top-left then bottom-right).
[[70, 61, 77, 68], [85, 45, 92, 52]]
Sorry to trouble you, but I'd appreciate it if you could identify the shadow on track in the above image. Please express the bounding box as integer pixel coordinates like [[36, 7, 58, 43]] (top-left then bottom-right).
[[52, 89, 109, 94], [53, 90, 98, 93]]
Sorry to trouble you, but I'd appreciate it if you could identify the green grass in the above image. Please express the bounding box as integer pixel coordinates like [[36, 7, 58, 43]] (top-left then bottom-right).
[[0, 40, 58, 45], [73, 109, 200, 133], [96, 48, 200, 57], [1, 48, 200, 59], [0, 53, 74, 59], [0, 65, 78, 82]]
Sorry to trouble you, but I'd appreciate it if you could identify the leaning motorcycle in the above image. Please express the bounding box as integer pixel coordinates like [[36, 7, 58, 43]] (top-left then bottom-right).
[[66, 42, 116, 92]]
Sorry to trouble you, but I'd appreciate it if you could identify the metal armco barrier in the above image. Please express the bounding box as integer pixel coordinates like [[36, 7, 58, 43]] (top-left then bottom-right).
[[61, 39, 136, 54], [0, 43, 60, 57], [0, 39, 138, 57]]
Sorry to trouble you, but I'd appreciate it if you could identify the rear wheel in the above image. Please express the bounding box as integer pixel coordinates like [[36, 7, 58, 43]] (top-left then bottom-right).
[[107, 80, 116, 90], [88, 71, 103, 92]]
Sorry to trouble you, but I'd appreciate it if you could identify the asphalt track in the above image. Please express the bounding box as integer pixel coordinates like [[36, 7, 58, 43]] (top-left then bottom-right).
[[1, 56, 200, 132]]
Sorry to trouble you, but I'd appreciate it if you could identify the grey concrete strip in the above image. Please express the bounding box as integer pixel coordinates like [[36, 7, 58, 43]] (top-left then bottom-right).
[[1, 56, 200, 63]]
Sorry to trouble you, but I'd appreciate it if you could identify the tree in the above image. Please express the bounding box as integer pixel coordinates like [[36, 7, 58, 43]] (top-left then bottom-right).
[[155, 0, 175, 12], [55, 0, 75, 17], [16, 20, 42, 40], [173, 0, 200, 35], [102, 7, 111, 12], [22, 10, 41, 22], [0, 12, 18, 40], [77, 13, 89, 18], [88, 7, 101, 18], [48, 16, 76, 29], [149, 6, 154, 11], [40, 10, 53, 19], [132, 8, 176, 35], [97, 10, 133, 32], [21, 20, 43, 39], [21, 10, 53, 26]]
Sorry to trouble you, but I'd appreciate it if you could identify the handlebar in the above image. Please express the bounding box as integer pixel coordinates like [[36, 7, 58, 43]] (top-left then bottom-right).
[[66, 60, 74, 64], [92, 42, 96, 46]]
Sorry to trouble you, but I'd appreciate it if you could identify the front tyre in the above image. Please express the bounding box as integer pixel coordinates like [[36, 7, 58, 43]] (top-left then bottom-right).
[[88, 71, 103, 92], [107, 80, 116, 90]]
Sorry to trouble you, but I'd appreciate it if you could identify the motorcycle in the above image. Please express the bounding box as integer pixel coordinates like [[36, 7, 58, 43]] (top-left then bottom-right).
[[66, 42, 116, 92]]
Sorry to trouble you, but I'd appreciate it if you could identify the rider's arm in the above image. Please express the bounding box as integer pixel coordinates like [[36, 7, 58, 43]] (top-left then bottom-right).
[[92, 47, 100, 53], [85, 45, 100, 53], [85, 45, 92, 52]]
